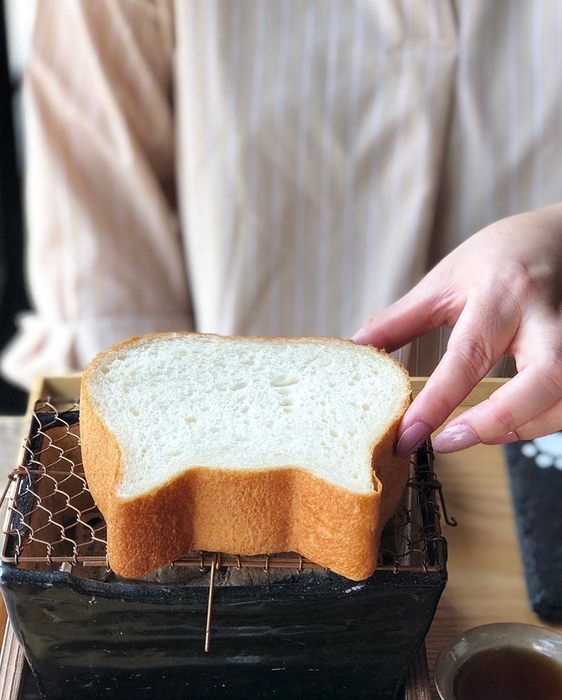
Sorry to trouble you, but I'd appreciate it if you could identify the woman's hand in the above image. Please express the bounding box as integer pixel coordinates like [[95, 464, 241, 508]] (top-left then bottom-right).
[[352, 204, 562, 456]]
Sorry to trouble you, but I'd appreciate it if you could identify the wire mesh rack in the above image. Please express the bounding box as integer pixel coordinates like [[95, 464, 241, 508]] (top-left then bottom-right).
[[0, 398, 454, 655], [1, 399, 451, 579]]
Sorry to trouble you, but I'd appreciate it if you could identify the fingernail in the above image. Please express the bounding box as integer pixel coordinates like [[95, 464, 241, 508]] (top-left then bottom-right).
[[351, 327, 370, 344], [433, 424, 480, 453], [396, 421, 431, 458]]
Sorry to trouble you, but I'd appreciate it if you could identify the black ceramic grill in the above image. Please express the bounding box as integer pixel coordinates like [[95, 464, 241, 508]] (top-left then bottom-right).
[[0, 399, 450, 700]]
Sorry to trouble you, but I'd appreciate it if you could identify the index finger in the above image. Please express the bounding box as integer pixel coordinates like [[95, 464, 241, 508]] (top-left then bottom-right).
[[352, 286, 444, 351], [396, 301, 518, 456]]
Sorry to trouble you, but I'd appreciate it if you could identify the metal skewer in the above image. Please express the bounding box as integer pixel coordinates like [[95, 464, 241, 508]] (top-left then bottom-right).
[[204, 552, 219, 652]]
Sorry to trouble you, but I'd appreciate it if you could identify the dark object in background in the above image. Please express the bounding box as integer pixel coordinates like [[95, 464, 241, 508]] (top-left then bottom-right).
[[0, 0, 29, 415], [505, 439, 562, 621]]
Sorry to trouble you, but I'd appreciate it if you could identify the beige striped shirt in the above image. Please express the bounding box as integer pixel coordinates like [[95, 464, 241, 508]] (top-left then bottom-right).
[[3, 0, 561, 389]]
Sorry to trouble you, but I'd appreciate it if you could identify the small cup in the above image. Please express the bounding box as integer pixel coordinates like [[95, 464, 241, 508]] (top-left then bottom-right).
[[434, 622, 562, 700]]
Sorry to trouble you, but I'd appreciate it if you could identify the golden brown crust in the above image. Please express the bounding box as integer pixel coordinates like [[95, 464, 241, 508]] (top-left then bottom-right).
[[80, 333, 411, 581]]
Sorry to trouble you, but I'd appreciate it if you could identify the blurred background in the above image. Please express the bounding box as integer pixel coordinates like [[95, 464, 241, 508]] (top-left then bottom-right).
[[0, 0, 36, 414]]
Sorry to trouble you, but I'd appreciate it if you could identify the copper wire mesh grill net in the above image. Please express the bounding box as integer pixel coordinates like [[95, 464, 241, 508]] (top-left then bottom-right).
[[1, 400, 448, 578]]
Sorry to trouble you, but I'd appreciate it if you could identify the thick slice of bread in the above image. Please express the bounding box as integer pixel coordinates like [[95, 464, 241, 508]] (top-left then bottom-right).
[[80, 333, 411, 580]]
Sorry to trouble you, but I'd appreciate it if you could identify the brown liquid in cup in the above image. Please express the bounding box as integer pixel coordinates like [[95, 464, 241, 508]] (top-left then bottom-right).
[[453, 646, 562, 700]]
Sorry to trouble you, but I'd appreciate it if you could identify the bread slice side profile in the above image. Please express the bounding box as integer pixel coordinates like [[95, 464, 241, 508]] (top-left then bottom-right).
[[80, 333, 411, 580]]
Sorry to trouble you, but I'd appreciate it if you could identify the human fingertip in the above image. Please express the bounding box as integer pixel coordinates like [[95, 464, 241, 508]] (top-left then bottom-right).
[[351, 326, 371, 344], [433, 423, 480, 453], [396, 421, 431, 458]]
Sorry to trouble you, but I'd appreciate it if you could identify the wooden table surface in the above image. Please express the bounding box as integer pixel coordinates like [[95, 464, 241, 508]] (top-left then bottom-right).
[[1, 379, 561, 699], [425, 441, 562, 698], [0, 416, 26, 644]]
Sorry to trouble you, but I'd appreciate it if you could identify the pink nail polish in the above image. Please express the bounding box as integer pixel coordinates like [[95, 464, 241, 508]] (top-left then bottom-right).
[[351, 327, 370, 344], [396, 421, 431, 458], [433, 424, 480, 453]]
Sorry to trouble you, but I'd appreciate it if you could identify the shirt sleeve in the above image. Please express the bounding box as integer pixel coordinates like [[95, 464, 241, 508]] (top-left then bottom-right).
[[1, 0, 193, 390]]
